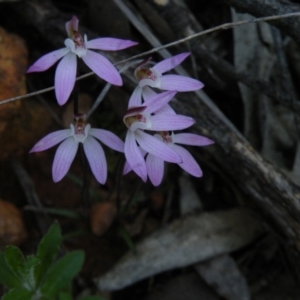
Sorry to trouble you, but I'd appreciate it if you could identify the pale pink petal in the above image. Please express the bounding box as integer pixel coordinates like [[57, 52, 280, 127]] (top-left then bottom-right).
[[124, 131, 147, 182], [123, 147, 147, 175], [123, 161, 132, 175], [152, 53, 190, 74], [52, 137, 78, 182], [174, 133, 214, 146], [150, 114, 195, 131], [65, 16, 79, 36], [83, 136, 107, 184], [82, 50, 122, 86], [146, 154, 164, 186], [155, 104, 176, 115], [170, 144, 203, 177], [87, 38, 138, 51], [144, 91, 177, 114], [27, 48, 70, 73], [135, 130, 181, 163], [141, 88, 174, 115], [30, 129, 71, 153], [89, 128, 124, 152], [143, 86, 157, 103], [55, 52, 77, 105], [128, 86, 143, 107], [160, 75, 204, 91]]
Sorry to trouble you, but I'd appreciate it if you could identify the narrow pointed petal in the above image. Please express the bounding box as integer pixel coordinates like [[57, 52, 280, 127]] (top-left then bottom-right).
[[87, 38, 138, 51], [170, 144, 203, 177], [174, 133, 214, 146], [123, 147, 147, 175], [66, 16, 79, 37], [27, 48, 69, 73], [150, 114, 195, 131], [135, 130, 181, 163], [123, 161, 132, 175], [146, 154, 164, 186], [152, 53, 190, 74], [160, 75, 204, 91], [83, 136, 107, 184], [144, 88, 177, 113], [30, 129, 71, 153], [143, 86, 157, 103], [82, 50, 122, 86], [55, 52, 77, 105], [125, 131, 147, 182], [89, 128, 124, 152], [128, 86, 143, 107], [144, 91, 177, 114], [155, 104, 176, 115], [52, 137, 78, 182]]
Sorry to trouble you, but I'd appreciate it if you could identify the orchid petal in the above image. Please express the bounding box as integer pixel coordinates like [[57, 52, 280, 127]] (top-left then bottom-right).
[[55, 52, 77, 105], [124, 131, 147, 182], [83, 136, 107, 184], [160, 75, 204, 91], [82, 50, 122, 86], [155, 104, 176, 115], [146, 154, 164, 186], [144, 91, 176, 114], [174, 133, 214, 146], [128, 86, 143, 107], [143, 86, 157, 103], [65, 16, 79, 37], [123, 161, 132, 175], [143, 89, 175, 114], [152, 52, 190, 74], [89, 128, 124, 152], [30, 129, 71, 153], [170, 144, 203, 177], [150, 114, 195, 131], [135, 130, 181, 163], [27, 48, 70, 73], [123, 147, 147, 175], [52, 137, 78, 182], [87, 38, 138, 51]]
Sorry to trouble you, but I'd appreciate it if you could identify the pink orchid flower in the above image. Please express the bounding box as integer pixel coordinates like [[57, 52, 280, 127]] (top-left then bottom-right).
[[27, 16, 138, 106], [30, 114, 124, 184], [123, 132, 214, 186], [129, 53, 204, 107], [146, 131, 214, 186], [123, 90, 195, 182]]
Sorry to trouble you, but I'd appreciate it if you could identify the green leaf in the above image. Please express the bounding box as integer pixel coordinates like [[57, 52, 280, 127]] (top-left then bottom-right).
[[4, 247, 40, 290], [23, 256, 40, 290], [35, 222, 62, 286], [40, 250, 84, 298], [0, 252, 23, 289], [4, 246, 25, 280], [1, 288, 34, 300], [58, 292, 73, 300]]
